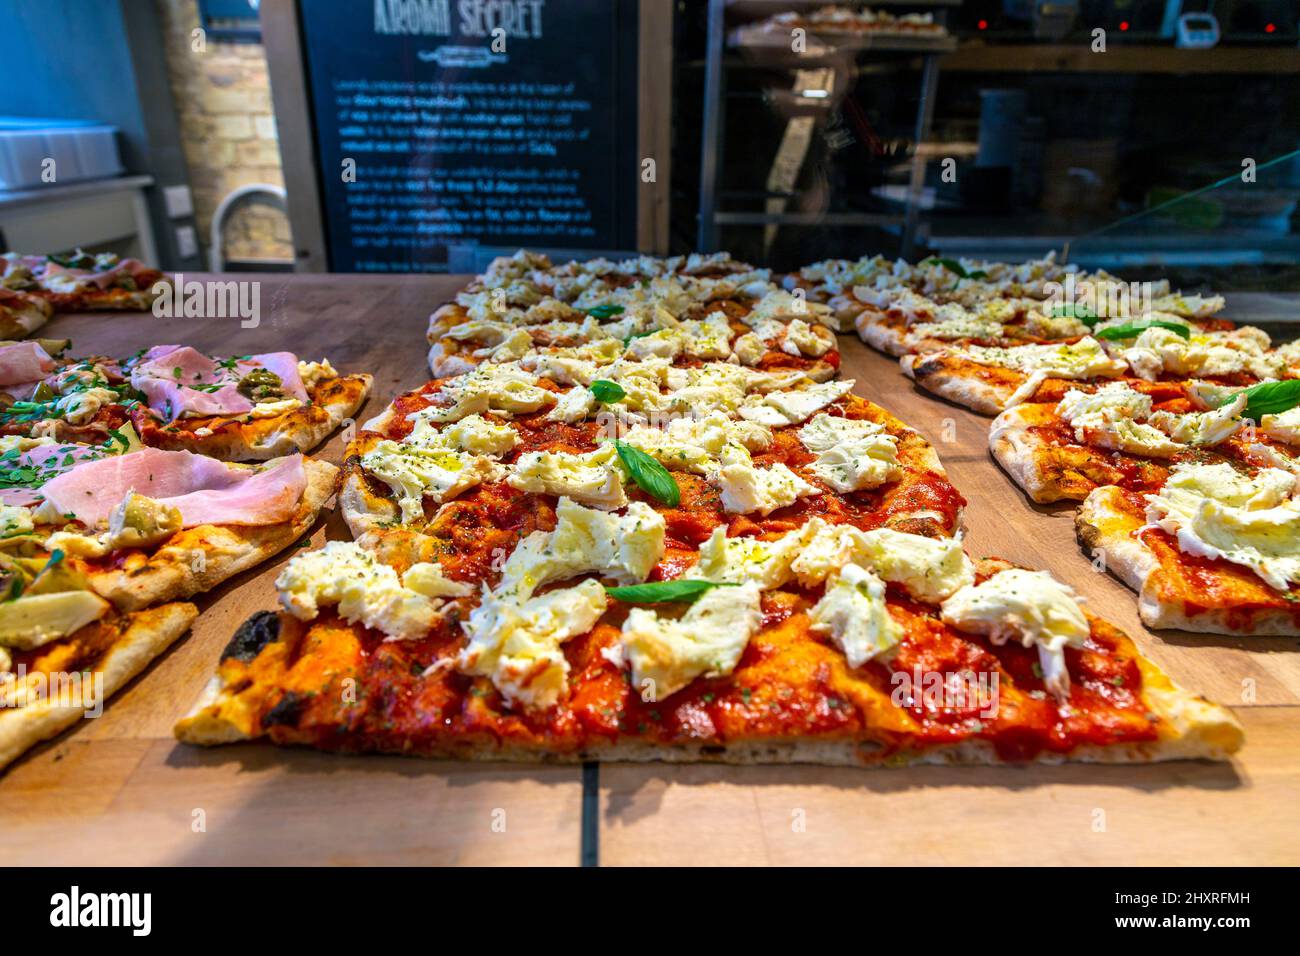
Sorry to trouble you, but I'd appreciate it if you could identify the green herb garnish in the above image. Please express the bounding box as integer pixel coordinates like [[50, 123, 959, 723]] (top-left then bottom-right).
[[1095, 320, 1190, 341], [584, 304, 625, 320], [612, 440, 680, 507], [589, 380, 626, 403], [605, 579, 736, 603], [1220, 379, 1300, 421]]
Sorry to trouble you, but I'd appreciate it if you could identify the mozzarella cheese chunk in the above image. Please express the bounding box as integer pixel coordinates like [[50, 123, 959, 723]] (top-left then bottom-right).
[[546, 386, 598, 423], [276, 541, 468, 640], [458, 579, 608, 711], [495, 497, 665, 603], [1056, 383, 1152, 425], [297, 358, 338, 391], [619, 581, 763, 701], [788, 522, 973, 601], [362, 440, 502, 523], [53, 387, 119, 426], [418, 364, 555, 422], [738, 379, 855, 426], [714, 443, 818, 515], [940, 568, 1089, 700], [1145, 462, 1300, 592], [797, 412, 901, 492], [1149, 394, 1246, 447], [732, 332, 766, 366], [809, 564, 901, 668], [689, 521, 820, 589], [781, 319, 832, 357], [616, 411, 773, 475], [248, 398, 305, 420], [433, 414, 519, 455], [1261, 406, 1300, 446], [508, 443, 627, 509], [961, 337, 1125, 379]]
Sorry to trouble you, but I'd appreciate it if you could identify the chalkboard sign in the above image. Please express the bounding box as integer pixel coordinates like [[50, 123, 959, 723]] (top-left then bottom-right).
[[295, 0, 641, 273]]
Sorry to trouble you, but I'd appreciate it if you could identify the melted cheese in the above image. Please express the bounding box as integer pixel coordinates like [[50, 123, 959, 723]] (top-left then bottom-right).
[[508, 443, 627, 509], [797, 412, 901, 492], [737, 379, 855, 426], [1149, 394, 1246, 447], [458, 579, 607, 711], [362, 441, 502, 523], [689, 521, 821, 589], [1145, 462, 1300, 592], [1261, 405, 1300, 446], [940, 568, 1089, 700], [495, 497, 665, 603], [276, 541, 469, 640], [618, 581, 763, 701], [809, 564, 901, 668], [714, 443, 818, 515]]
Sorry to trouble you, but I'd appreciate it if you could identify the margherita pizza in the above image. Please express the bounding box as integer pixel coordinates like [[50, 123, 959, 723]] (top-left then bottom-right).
[[175, 252, 1243, 767]]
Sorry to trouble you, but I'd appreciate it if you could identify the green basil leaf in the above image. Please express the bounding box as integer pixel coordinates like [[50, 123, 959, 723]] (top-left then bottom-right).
[[1221, 379, 1300, 421], [589, 379, 626, 403], [1050, 304, 1099, 325], [605, 579, 736, 603], [1095, 320, 1190, 341], [613, 440, 680, 507], [923, 257, 984, 280], [584, 304, 625, 320]]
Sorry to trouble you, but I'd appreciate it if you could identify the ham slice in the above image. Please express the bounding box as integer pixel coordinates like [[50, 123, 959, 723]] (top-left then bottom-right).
[[38, 447, 306, 528], [0, 441, 116, 506], [0, 342, 55, 386], [130, 345, 308, 422]]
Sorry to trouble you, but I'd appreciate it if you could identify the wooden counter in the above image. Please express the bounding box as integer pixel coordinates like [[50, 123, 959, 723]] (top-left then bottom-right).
[[2, 274, 1296, 866]]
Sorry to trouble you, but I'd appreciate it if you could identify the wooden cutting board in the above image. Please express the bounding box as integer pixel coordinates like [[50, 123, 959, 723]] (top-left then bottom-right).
[[2, 275, 1295, 866]]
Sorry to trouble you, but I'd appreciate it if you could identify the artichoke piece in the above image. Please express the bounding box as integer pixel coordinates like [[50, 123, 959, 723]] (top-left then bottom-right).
[[105, 493, 182, 550], [0, 589, 110, 650]]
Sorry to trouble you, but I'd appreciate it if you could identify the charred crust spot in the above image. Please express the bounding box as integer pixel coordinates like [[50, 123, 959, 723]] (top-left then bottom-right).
[[220, 610, 282, 663], [263, 690, 307, 728]]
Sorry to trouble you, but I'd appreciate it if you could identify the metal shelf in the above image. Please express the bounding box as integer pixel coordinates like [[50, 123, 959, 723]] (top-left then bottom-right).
[[697, 0, 948, 256]]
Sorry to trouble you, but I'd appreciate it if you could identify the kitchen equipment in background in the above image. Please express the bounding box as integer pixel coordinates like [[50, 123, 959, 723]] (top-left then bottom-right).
[[0, 118, 121, 191], [1003, 0, 1080, 38], [967, 89, 1026, 210]]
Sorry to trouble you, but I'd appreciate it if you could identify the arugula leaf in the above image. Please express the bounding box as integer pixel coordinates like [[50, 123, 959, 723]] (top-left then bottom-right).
[[613, 440, 680, 507], [1095, 320, 1190, 341], [589, 379, 626, 403], [1220, 379, 1300, 421], [584, 304, 625, 320], [605, 579, 736, 603]]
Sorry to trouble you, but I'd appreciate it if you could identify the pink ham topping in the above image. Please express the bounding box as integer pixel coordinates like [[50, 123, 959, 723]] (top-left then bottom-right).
[[129, 345, 308, 422], [39, 447, 306, 528], [0, 440, 124, 507], [0, 341, 55, 386]]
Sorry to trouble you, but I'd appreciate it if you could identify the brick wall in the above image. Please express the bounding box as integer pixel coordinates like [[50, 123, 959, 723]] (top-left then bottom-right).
[[155, 0, 292, 265]]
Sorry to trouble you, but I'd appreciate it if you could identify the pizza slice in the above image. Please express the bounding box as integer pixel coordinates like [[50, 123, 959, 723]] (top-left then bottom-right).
[[991, 378, 1300, 503], [0, 442, 338, 611], [902, 322, 1290, 416], [118, 345, 371, 461], [3, 250, 166, 312], [174, 513, 1241, 765], [0, 288, 53, 339], [1077, 457, 1300, 636], [1, 596, 198, 771]]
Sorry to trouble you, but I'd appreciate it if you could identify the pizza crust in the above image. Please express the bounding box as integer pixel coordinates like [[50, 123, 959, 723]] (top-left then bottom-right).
[[140, 373, 372, 461], [0, 602, 198, 771], [0, 295, 53, 339], [86, 458, 340, 612], [900, 353, 1018, 416], [1076, 485, 1300, 636]]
